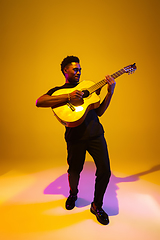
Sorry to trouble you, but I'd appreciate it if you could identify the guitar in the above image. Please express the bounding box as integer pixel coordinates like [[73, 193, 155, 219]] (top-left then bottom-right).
[[52, 63, 137, 127]]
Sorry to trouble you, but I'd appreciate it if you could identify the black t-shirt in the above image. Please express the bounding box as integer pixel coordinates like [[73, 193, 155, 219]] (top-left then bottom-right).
[[46, 83, 104, 142]]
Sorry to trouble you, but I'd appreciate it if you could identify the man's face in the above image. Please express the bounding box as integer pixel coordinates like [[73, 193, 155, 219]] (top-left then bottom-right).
[[64, 62, 81, 84]]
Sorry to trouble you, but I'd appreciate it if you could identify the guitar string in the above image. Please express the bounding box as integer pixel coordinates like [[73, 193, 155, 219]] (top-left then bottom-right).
[[88, 69, 125, 94]]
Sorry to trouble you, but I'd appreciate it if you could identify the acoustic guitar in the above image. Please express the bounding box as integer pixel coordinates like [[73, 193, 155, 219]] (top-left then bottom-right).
[[52, 63, 137, 127]]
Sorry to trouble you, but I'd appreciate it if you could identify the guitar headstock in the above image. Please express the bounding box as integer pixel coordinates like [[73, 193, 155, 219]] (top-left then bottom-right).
[[124, 63, 137, 75]]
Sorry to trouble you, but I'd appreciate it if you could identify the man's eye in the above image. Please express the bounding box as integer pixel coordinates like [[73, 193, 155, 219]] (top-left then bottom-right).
[[74, 68, 81, 72]]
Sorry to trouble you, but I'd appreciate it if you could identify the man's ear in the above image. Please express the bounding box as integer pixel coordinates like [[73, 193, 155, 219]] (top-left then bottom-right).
[[64, 67, 68, 74]]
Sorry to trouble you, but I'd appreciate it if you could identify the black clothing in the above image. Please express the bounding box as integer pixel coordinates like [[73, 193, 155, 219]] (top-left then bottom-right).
[[46, 83, 104, 142], [67, 135, 111, 208], [46, 82, 111, 208]]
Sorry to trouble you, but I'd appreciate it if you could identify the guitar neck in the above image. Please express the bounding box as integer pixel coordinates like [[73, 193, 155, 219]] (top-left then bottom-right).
[[88, 68, 125, 94]]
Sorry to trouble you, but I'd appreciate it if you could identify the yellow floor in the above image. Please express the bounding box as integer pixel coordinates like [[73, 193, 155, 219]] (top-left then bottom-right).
[[0, 161, 160, 240]]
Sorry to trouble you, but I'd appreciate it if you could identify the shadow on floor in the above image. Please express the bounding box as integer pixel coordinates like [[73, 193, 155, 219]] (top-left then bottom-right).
[[44, 162, 160, 216]]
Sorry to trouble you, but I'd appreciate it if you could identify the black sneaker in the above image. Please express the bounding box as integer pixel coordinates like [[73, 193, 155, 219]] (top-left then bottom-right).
[[90, 202, 109, 225], [65, 195, 77, 210]]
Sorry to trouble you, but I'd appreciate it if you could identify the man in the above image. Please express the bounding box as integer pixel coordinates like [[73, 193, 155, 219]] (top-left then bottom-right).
[[36, 56, 116, 225]]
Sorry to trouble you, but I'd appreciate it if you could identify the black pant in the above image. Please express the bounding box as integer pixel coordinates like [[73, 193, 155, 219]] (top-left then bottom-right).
[[67, 134, 111, 208]]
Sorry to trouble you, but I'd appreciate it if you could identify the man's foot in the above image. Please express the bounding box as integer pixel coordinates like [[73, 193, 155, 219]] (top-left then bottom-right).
[[65, 194, 77, 210], [90, 202, 109, 225]]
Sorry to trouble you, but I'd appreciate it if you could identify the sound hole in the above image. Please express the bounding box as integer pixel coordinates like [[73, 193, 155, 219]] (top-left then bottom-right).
[[82, 90, 90, 98]]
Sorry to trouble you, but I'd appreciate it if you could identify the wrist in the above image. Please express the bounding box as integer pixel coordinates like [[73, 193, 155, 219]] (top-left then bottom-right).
[[107, 90, 114, 96], [68, 93, 71, 102]]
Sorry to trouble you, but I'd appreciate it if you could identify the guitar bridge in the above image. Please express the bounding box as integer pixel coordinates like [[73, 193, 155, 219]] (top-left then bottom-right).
[[67, 102, 76, 111]]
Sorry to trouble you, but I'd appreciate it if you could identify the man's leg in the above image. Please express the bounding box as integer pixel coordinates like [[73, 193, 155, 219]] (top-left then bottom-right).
[[66, 140, 86, 209], [87, 135, 111, 224]]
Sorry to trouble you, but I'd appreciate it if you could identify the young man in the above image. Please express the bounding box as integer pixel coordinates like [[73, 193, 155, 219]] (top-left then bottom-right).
[[36, 56, 116, 225]]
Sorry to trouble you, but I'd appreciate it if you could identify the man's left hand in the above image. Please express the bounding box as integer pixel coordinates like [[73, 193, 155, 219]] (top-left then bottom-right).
[[105, 75, 116, 94]]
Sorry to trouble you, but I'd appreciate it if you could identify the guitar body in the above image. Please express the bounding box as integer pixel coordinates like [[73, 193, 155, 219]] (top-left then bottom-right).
[[52, 80, 100, 127]]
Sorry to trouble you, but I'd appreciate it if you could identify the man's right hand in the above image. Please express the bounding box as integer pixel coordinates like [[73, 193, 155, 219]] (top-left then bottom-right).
[[69, 90, 84, 106]]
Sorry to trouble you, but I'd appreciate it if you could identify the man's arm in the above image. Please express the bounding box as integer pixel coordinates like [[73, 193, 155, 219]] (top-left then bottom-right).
[[36, 90, 84, 108], [36, 94, 69, 108], [95, 75, 116, 116]]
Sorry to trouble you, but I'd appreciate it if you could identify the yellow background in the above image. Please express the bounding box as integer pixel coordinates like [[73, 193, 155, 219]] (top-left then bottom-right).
[[1, 0, 160, 181]]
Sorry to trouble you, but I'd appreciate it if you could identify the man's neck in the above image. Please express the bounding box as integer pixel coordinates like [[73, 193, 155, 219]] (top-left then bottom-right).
[[65, 79, 79, 85]]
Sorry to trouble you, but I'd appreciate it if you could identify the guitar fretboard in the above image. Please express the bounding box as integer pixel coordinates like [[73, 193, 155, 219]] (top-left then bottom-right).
[[111, 69, 125, 79], [88, 68, 125, 94]]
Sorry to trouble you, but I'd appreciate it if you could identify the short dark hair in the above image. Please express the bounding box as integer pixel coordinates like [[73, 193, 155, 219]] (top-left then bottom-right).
[[61, 55, 80, 75]]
